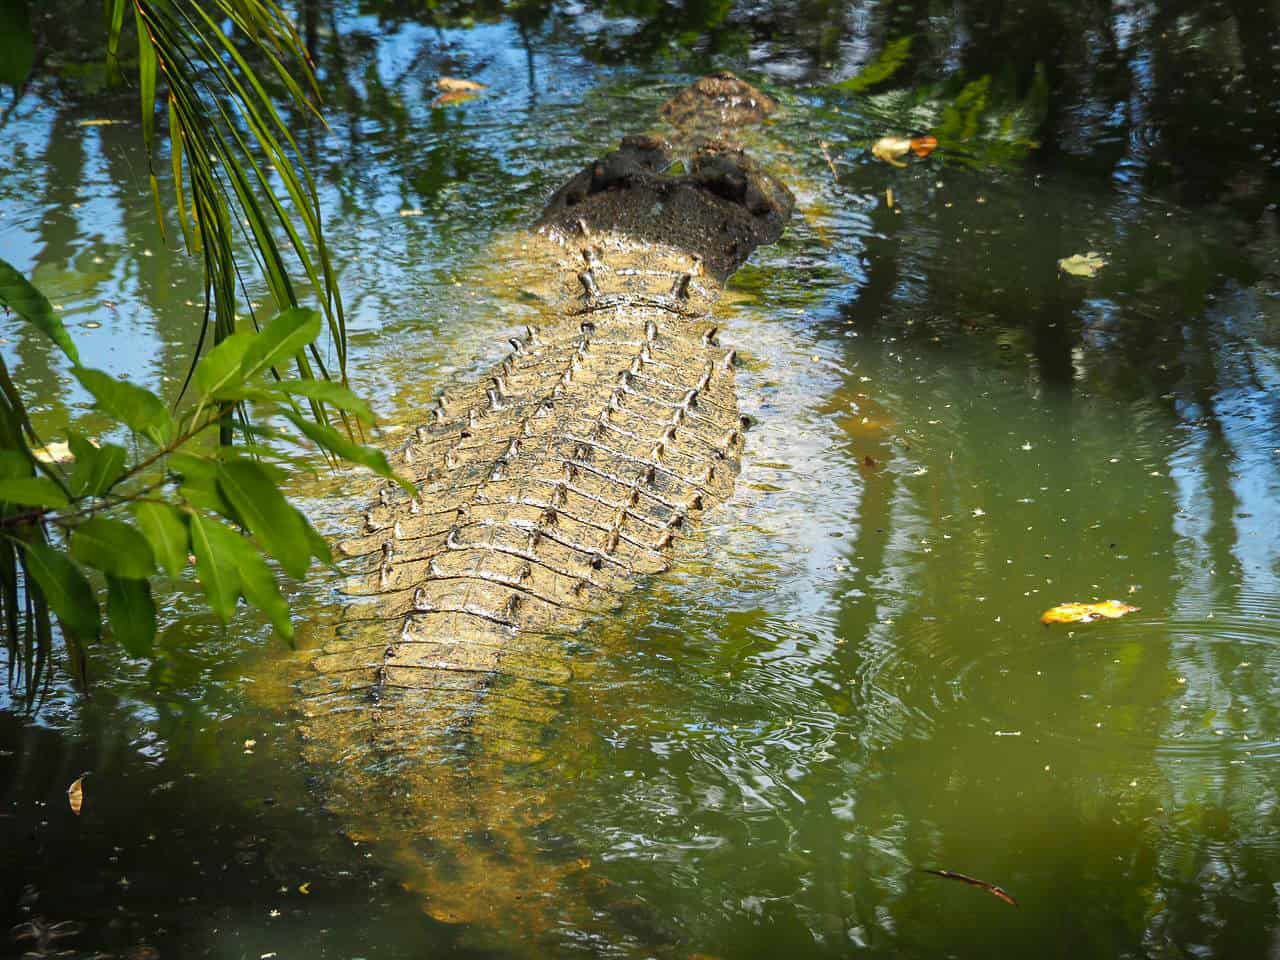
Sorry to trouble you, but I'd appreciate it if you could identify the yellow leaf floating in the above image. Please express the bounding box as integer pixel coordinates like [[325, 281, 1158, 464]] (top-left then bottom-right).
[[67, 774, 87, 816], [1057, 252, 1107, 278], [871, 136, 912, 168], [1040, 600, 1141, 625], [436, 77, 486, 93]]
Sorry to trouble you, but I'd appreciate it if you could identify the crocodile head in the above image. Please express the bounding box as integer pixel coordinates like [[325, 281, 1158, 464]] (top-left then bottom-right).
[[536, 135, 794, 285], [659, 69, 778, 132]]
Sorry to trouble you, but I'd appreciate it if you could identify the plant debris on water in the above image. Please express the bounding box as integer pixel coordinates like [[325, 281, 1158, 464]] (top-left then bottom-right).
[[871, 135, 938, 167], [1040, 600, 1141, 625], [1057, 252, 1107, 277], [923, 869, 1019, 907]]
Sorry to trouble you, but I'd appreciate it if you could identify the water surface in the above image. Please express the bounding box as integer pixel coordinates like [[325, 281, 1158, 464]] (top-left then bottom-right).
[[3, 2, 1279, 957]]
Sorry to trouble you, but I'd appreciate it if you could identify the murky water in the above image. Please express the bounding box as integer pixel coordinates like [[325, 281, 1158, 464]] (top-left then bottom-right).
[[3, 2, 1280, 957]]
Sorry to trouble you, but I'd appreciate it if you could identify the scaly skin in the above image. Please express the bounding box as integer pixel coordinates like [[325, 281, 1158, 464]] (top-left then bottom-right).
[[295, 75, 794, 948]]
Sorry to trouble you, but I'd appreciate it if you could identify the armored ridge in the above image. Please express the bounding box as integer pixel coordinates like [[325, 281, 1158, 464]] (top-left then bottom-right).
[[294, 74, 794, 942]]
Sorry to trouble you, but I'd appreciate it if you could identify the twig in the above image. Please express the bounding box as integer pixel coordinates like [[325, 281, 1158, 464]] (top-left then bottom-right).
[[819, 140, 839, 179], [922, 869, 1019, 907]]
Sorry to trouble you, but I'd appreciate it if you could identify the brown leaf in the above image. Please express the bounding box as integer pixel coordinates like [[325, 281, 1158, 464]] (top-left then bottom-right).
[[910, 135, 939, 157], [1040, 600, 1140, 625], [923, 868, 1018, 907], [67, 772, 90, 816], [436, 77, 486, 93]]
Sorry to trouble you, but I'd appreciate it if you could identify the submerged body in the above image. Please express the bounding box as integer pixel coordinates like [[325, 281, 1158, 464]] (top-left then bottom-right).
[[295, 75, 793, 943]]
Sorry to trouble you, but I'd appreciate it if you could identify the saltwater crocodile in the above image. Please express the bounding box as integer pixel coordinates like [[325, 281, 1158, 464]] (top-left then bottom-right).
[[295, 72, 794, 946]]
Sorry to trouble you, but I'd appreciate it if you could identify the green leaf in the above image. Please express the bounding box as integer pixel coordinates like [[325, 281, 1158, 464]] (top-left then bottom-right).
[[266, 379, 373, 424], [0, 256, 80, 365], [240, 307, 322, 382], [67, 431, 127, 497], [106, 575, 156, 656], [187, 512, 241, 622], [73, 367, 173, 443], [133, 501, 189, 579], [193, 331, 254, 402], [105, 0, 126, 64], [231, 539, 294, 640], [1, 476, 69, 509], [285, 412, 414, 494], [135, 6, 157, 152], [0, 449, 32, 479], [20, 541, 100, 640], [0, 0, 36, 89], [69, 517, 155, 579], [167, 451, 216, 483], [169, 452, 239, 523], [215, 458, 310, 578]]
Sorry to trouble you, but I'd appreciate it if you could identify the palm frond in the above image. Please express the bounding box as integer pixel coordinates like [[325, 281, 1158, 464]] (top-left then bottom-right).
[[109, 0, 348, 431]]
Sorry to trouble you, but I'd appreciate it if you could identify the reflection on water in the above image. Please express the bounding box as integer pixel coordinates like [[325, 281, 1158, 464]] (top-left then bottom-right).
[[3, 0, 1280, 957]]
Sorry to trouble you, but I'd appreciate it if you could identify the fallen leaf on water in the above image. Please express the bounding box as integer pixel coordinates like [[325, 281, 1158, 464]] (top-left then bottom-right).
[[436, 77, 486, 93], [872, 135, 937, 167], [923, 868, 1018, 907], [67, 773, 90, 816], [32, 440, 74, 464], [1040, 600, 1140, 625], [1058, 252, 1107, 278], [298, 881, 311, 895], [871, 135, 912, 168], [78, 118, 126, 127], [909, 135, 938, 157]]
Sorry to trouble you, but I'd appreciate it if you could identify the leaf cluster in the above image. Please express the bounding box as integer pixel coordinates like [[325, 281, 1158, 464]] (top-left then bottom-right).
[[0, 259, 405, 699]]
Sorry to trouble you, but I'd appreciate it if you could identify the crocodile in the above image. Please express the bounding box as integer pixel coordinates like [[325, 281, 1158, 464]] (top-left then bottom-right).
[[295, 72, 793, 947]]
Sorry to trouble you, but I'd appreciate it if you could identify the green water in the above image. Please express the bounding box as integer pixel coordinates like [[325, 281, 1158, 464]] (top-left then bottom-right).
[[3, 2, 1280, 957]]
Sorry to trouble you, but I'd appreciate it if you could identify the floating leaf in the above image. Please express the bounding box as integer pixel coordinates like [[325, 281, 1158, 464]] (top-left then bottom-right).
[[436, 76, 486, 93], [67, 773, 89, 816], [910, 135, 939, 157], [923, 869, 1018, 907], [1040, 600, 1140, 625], [31, 440, 74, 464], [871, 135, 913, 168], [1057, 252, 1106, 278]]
